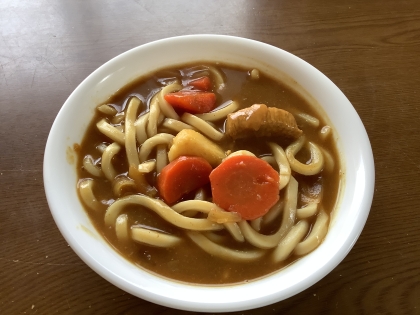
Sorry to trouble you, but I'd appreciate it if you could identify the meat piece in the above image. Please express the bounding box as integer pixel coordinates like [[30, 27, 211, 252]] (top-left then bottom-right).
[[225, 104, 303, 142]]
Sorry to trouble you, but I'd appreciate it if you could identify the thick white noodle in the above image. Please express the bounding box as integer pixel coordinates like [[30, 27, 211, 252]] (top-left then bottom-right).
[[157, 83, 182, 120], [320, 147, 335, 172], [105, 195, 222, 231], [320, 125, 332, 140], [114, 125, 124, 133], [296, 203, 319, 220], [206, 121, 218, 128], [125, 97, 141, 168], [156, 127, 177, 135], [261, 156, 276, 167], [131, 227, 181, 247], [195, 101, 239, 122], [268, 142, 291, 190], [96, 119, 125, 145], [172, 200, 243, 242], [181, 113, 224, 141], [294, 210, 329, 255], [186, 231, 264, 262], [296, 113, 320, 128], [97, 104, 118, 115], [172, 200, 222, 215], [206, 66, 225, 90], [181, 188, 206, 218], [147, 94, 160, 137], [78, 179, 102, 211], [250, 217, 262, 232], [128, 166, 157, 197], [155, 144, 168, 174], [203, 231, 226, 243], [285, 136, 324, 176], [272, 220, 309, 262], [138, 133, 174, 162], [262, 200, 284, 226], [238, 176, 298, 249], [157, 112, 165, 125], [225, 150, 255, 160], [224, 222, 245, 242], [134, 113, 149, 145], [112, 176, 136, 197], [281, 176, 298, 231], [138, 160, 156, 173], [162, 118, 195, 133], [115, 214, 129, 242], [101, 142, 121, 181], [96, 143, 108, 154], [111, 113, 125, 125], [82, 155, 102, 177]]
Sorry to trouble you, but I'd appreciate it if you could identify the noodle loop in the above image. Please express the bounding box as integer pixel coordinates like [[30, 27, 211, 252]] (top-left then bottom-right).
[[105, 195, 222, 231], [158, 83, 182, 120], [101, 142, 121, 181], [138, 133, 174, 162], [82, 155, 102, 177], [125, 97, 141, 167], [268, 142, 291, 190], [78, 179, 103, 211], [97, 119, 125, 145], [272, 220, 309, 262], [294, 210, 329, 255], [286, 136, 324, 175], [238, 176, 298, 249]]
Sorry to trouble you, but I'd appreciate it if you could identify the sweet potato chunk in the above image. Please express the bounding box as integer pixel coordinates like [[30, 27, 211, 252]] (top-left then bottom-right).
[[225, 104, 302, 142]]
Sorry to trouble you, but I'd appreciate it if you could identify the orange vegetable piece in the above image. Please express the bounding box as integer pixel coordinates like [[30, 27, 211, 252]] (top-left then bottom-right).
[[157, 156, 212, 205], [188, 76, 211, 91], [209, 155, 279, 220], [164, 90, 216, 114]]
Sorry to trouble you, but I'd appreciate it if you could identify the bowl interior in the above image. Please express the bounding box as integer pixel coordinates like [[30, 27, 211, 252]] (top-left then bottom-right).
[[43, 35, 374, 312]]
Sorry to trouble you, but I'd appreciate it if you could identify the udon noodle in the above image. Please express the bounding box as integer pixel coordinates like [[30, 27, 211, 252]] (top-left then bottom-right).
[[76, 63, 341, 284]]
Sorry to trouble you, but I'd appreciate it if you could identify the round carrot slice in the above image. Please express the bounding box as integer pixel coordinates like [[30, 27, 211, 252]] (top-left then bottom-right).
[[209, 155, 279, 220], [164, 91, 216, 114], [157, 156, 212, 205], [188, 76, 211, 91]]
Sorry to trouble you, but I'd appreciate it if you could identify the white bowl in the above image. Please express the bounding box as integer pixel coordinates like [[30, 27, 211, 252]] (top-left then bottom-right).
[[43, 35, 374, 312]]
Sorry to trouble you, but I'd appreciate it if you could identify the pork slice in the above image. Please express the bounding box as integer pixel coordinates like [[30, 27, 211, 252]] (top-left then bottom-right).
[[225, 104, 302, 142]]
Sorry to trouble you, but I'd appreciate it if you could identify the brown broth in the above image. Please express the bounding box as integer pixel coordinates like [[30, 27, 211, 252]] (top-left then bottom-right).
[[76, 63, 341, 285]]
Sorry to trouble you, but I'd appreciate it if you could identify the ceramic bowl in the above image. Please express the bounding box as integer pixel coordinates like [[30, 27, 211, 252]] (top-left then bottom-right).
[[43, 35, 374, 312]]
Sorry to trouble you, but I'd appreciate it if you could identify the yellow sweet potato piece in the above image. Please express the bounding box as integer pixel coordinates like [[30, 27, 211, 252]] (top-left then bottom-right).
[[168, 129, 225, 167]]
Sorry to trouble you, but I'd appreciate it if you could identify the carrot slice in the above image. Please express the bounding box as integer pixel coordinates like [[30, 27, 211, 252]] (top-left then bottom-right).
[[188, 76, 211, 91], [164, 91, 216, 114], [157, 156, 212, 205], [209, 155, 279, 220]]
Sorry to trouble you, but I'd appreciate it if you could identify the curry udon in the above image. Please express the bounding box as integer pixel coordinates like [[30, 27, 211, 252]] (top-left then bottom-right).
[[76, 63, 341, 284]]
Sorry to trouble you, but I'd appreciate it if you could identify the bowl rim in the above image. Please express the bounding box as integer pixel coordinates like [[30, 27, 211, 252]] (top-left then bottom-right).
[[43, 34, 375, 312]]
